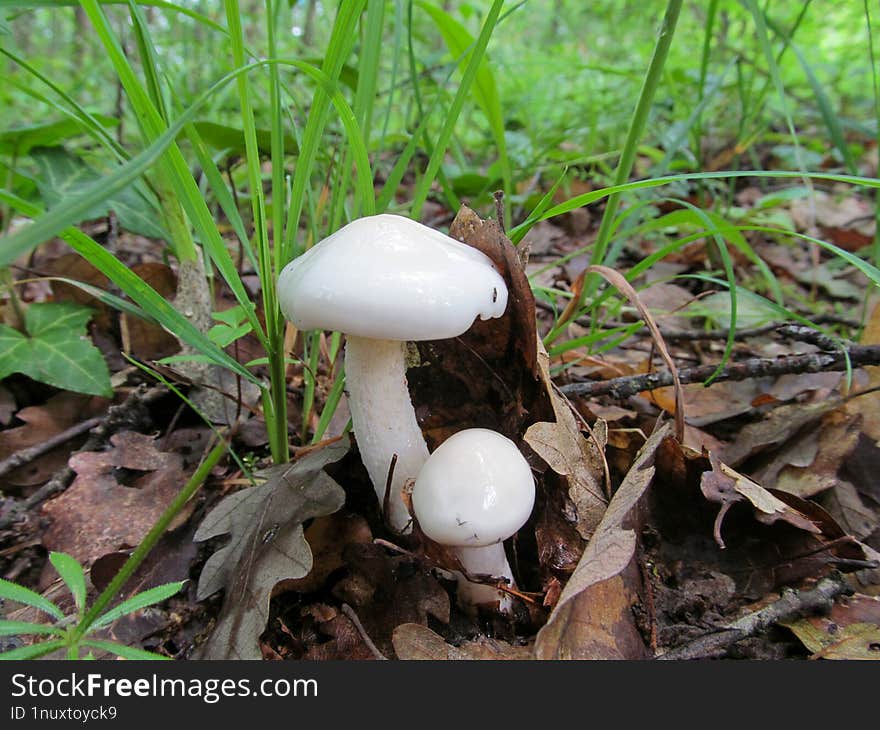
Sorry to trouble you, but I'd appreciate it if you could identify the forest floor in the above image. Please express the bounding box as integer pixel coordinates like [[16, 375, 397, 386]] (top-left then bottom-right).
[[2, 155, 880, 660]]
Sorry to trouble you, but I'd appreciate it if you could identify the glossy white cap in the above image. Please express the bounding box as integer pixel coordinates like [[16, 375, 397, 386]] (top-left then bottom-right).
[[277, 214, 508, 341], [412, 428, 535, 547]]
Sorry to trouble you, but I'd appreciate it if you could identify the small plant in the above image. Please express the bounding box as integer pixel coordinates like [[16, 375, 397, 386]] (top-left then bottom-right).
[[0, 301, 111, 397], [0, 552, 184, 660]]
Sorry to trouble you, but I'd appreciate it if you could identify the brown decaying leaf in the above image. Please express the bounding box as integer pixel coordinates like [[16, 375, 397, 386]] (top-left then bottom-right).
[[409, 206, 550, 448], [275, 512, 372, 595], [324, 543, 451, 659], [783, 594, 880, 659], [44, 252, 112, 331], [699, 450, 821, 549], [723, 399, 843, 469], [40, 431, 187, 566], [534, 423, 671, 660], [0, 392, 108, 487], [448, 206, 538, 377], [121, 262, 180, 360], [0, 384, 15, 426], [392, 623, 533, 660], [193, 439, 348, 660], [525, 341, 607, 540]]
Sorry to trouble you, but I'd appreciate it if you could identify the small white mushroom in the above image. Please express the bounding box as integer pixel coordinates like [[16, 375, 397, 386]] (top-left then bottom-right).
[[411, 428, 535, 614], [277, 214, 508, 533]]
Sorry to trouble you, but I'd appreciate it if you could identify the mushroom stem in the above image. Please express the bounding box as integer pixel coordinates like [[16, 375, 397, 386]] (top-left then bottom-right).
[[453, 544, 515, 613], [344, 335, 430, 533]]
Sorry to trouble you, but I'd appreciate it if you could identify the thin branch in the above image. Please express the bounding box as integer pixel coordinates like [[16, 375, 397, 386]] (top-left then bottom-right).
[[0, 385, 162, 531], [656, 572, 852, 660], [0, 416, 103, 478], [341, 603, 387, 660], [559, 344, 880, 400]]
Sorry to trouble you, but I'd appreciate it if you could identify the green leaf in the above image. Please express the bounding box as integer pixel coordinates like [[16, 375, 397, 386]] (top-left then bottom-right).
[[31, 147, 166, 239], [3, 302, 113, 397], [90, 581, 186, 630], [81, 639, 171, 660], [192, 120, 299, 157], [0, 639, 66, 660], [28, 328, 113, 397], [48, 552, 87, 614], [0, 190, 256, 384], [0, 578, 64, 621], [0, 620, 64, 637], [0, 116, 118, 155], [0, 326, 29, 381], [31, 146, 107, 221]]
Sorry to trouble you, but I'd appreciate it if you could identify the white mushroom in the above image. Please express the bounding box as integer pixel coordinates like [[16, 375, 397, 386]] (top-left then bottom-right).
[[277, 214, 508, 533], [411, 428, 535, 614]]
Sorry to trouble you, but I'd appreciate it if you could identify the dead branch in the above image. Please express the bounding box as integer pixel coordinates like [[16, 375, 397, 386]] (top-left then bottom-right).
[[559, 344, 880, 400], [340, 603, 388, 660], [656, 572, 852, 660], [0, 416, 103, 479]]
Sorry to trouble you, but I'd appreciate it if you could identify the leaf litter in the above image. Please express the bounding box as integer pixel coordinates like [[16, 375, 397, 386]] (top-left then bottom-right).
[[5, 202, 880, 661], [193, 438, 348, 659]]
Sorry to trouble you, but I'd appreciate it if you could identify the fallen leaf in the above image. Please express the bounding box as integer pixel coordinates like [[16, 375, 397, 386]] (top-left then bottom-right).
[[790, 190, 875, 237], [0, 384, 14, 426], [41, 431, 186, 565], [525, 341, 607, 539], [700, 450, 820, 548], [122, 262, 179, 360], [329, 542, 450, 658], [0, 392, 108, 487], [409, 205, 550, 449], [193, 439, 348, 659], [275, 512, 372, 595], [783, 594, 880, 660], [534, 423, 670, 659], [392, 623, 533, 660]]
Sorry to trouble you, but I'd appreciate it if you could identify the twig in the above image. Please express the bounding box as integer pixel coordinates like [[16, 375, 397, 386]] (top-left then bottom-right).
[[340, 603, 387, 660], [0, 385, 162, 531], [656, 572, 852, 660], [493, 190, 506, 233], [776, 324, 847, 351], [559, 344, 880, 400], [0, 416, 102, 478]]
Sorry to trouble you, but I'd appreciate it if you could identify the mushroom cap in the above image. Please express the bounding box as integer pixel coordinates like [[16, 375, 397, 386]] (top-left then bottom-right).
[[412, 428, 535, 548], [277, 214, 508, 341]]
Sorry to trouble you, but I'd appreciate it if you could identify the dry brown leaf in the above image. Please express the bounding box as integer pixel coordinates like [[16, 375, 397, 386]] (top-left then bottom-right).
[[0, 392, 108, 487], [534, 423, 671, 659], [700, 450, 820, 548], [122, 262, 180, 360], [392, 623, 533, 660], [40, 431, 186, 565], [410, 206, 549, 445], [276, 512, 372, 595], [330, 543, 450, 659], [44, 252, 112, 331], [525, 342, 607, 540], [783, 594, 880, 659], [194, 440, 348, 659]]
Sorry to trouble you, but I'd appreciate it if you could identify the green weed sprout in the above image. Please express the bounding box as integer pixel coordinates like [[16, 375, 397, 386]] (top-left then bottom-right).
[[0, 552, 183, 660]]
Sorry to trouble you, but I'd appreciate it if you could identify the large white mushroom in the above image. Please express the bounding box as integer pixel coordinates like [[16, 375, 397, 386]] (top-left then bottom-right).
[[277, 214, 508, 533], [411, 428, 535, 614]]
